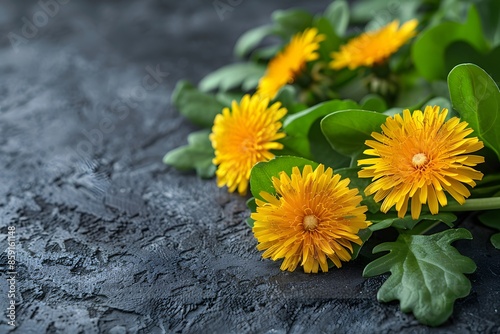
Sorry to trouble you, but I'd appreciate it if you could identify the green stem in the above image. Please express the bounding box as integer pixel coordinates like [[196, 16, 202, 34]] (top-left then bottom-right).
[[441, 197, 500, 212], [404, 220, 440, 236]]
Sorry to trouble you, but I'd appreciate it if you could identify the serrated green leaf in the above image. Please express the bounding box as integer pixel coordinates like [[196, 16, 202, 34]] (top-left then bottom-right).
[[234, 25, 274, 58], [412, 6, 489, 81], [249, 156, 319, 201], [198, 63, 266, 92], [448, 63, 500, 160], [194, 158, 216, 179], [171, 80, 224, 128], [324, 0, 349, 37], [163, 130, 215, 179], [363, 228, 476, 326], [321, 109, 388, 160]]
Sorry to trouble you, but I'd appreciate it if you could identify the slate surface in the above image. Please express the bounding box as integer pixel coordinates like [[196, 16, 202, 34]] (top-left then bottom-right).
[[0, 1, 499, 333]]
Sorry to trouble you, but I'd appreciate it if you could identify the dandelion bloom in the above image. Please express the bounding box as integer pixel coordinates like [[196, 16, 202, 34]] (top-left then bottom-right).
[[252, 164, 370, 273], [210, 94, 287, 195], [256, 27, 325, 100], [330, 19, 418, 70], [358, 106, 484, 219]]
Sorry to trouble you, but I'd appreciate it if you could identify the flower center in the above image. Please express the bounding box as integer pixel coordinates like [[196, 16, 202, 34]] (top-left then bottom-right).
[[303, 215, 319, 231], [412, 153, 428, 168], [241, 136, 258, 153]]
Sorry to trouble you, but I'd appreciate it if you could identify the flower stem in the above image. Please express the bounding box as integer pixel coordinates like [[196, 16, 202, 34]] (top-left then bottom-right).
[[405, 220, 440, 235], [441, 197, 500, 212]]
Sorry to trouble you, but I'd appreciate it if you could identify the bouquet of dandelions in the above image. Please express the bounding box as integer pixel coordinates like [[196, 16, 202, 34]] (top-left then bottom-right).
[[164, 0, 500, 326]]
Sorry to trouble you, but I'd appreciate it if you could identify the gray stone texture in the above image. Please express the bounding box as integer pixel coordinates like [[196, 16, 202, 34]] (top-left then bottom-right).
[[0, 1, 499, 333]]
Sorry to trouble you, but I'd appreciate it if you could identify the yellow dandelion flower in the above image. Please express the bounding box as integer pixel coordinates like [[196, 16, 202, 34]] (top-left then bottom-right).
[[358, 106, 484, 219], [330, 19, 418, 70], [210, 94, 287, 195], [256, 27, 325, 100], [252, 164, 370, 273]]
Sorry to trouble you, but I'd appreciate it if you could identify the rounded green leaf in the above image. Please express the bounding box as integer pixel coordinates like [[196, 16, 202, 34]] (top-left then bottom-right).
[[283, 100, 359, 159], [249, 156, 318, 201], [448, 63, 500, 160], [412, 6, 489, 81], [321, 109, 388, 159], [360, 94, 388, 113]]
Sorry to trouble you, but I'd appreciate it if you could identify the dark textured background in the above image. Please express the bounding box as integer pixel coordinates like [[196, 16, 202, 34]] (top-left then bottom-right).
[[0, 1, 499, 333]]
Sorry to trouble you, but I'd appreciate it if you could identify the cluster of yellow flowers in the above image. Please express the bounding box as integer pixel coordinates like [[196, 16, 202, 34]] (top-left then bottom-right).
[[209, 20, 485, 273]]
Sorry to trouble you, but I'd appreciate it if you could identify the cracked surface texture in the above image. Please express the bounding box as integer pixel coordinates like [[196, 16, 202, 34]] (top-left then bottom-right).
[[0, 1, 499, 333]]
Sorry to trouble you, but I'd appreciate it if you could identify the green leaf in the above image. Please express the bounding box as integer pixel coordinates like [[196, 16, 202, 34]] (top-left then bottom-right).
[[272, 9, 314, 38], [447, 63, 500, 160], [369, 213, 457, 232], [335, 167, 379, 213], [476, 0, 500, 46], [363, 228, 476, 326], [491, 233, 500, 249], [215, 91, 245, 107], [273, 85, 307, 114], [321, 109, 388, 160], [323, 0, 349, 37], [478, 210, 500, 249], [234, 25, 274, 58], [163, 130, 215, 179], [249, 156, 319, 201], [351, 227, 372, 260], [198, 63, 266, 92], [423, 97, 453, 117], [246, 197, 257, 227], [350, 0, 395, 23], [393, 76, 433, 110], [171, 80, 225, 128], [250, 44, 282, 61], [313, 17, 342, 63], [308, 118, 351, 169], [445, 42, 500, 81], [471, 174, 500, 197], [283, 100, 359, 161], [360, 94, 388, 113], [412, 5, 490, 81]]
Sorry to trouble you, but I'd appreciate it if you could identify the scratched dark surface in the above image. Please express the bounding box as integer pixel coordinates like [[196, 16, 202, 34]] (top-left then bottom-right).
[[0, 1, 499, 333]]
